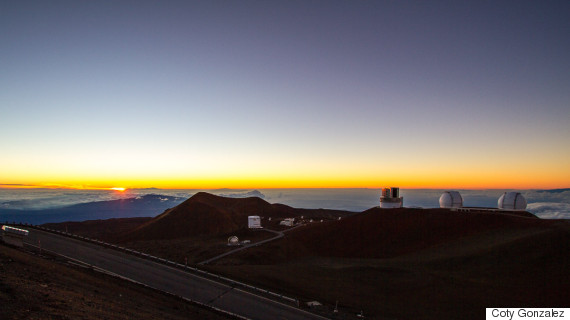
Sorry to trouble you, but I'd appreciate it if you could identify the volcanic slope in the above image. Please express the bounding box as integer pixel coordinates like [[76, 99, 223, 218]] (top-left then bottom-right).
[[123, 192, 353, 241], [218, 207, 554, 262], [40, 196, 569, 319], [205, 208, 569, 319]]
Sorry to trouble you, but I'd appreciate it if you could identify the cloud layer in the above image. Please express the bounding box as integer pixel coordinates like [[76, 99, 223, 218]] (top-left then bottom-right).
[[2, 188, 568, 219], [526, 202, 570, 219]]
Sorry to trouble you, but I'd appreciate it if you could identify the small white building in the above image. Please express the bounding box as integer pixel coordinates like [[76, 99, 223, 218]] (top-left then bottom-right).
[[248, 216, 262, 229], [380, 187, 403, 208], [1, 225, 29, 247], [279, 218, 295, 227], [306, 301, 322, 307]]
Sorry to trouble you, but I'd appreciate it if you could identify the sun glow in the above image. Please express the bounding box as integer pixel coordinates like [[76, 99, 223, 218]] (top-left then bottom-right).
[[110, 187, 126, 192]]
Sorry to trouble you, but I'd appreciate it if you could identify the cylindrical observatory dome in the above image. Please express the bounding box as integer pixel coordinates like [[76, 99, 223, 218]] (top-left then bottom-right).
[[498, 192, 527, 210], [439, 191, 463, 208]]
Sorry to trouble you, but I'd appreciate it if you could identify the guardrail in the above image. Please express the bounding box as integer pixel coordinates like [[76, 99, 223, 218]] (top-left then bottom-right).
[[9, 222, 299, 306]]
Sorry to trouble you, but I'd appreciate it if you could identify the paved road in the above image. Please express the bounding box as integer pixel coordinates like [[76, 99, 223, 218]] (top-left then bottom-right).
[[24, 229, 329, 320]]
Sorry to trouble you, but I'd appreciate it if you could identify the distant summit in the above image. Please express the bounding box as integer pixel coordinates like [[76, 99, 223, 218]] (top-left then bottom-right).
[[538, 188, 570, 193], [123, 192, 350, 241], [219, 190, 266, 199]]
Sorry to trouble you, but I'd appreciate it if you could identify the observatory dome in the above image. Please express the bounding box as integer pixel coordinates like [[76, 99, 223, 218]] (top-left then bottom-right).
[[498, 192, 527, 210], [227, 236, 239, 246], [439, 191, 463, 208]]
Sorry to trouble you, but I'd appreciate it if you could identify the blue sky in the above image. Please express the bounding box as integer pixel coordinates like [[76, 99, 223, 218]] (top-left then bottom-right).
[[1, 1, 569, 189]]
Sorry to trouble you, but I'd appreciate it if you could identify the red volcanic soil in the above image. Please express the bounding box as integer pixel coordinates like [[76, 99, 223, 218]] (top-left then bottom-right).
[[123, 192, 352, 241], [214, 207, 548, 264], [289, 207, 544, 259], [39, 194, 569, 319], [205, 208, 569, 319]]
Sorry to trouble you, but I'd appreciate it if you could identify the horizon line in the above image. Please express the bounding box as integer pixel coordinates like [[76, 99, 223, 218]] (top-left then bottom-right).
[[1, 184, 567, 192]]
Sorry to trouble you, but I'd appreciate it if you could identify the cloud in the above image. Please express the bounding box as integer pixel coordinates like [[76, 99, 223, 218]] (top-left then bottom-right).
[[520, 189, 570, 219], [523, 189, 570, 203], [526, 202, 570, 219], [2, 188, 568, 218], [0, 189, 134, 210]]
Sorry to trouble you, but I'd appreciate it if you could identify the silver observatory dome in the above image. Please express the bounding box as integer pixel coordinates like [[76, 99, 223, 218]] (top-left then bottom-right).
[[498, 192, 527, 210], [439, 191, 463, 208]]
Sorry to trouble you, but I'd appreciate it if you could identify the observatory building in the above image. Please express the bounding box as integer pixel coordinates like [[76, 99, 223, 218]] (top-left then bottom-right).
[[248, 216, 262, 229], [380, 187, 403, 208], [439, 191, 463, 208], [280, 218, 295, 227], [498, 192, 527, 210]]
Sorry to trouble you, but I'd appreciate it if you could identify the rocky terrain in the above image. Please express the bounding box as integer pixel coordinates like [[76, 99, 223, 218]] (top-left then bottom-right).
[[31, 192, 570, 319]]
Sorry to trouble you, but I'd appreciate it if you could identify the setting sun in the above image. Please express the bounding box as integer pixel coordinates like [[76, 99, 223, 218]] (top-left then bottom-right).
[[110, 187, 126, 192]]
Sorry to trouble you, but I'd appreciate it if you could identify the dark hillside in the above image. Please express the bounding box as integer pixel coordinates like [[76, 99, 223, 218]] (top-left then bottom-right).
[[123, 192, 353, 241], [225, 207, 552, 262], [42, 217, 152, 242]]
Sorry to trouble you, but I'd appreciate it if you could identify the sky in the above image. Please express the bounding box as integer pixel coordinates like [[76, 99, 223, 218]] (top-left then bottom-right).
[[1, 0, 569, 190]]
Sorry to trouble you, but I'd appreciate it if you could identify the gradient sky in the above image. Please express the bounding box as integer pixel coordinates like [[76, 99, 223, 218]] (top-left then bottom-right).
[[1, 1, 569, 189]]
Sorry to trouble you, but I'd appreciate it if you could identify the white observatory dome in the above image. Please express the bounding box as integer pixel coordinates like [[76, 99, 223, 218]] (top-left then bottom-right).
[[227, 236, 239, 246], [498, 192, 527, 210], [439, 191, 463, 208]]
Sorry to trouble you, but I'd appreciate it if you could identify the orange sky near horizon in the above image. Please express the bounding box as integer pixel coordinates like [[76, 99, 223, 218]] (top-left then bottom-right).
[[2, 145, 569, 190], [2, 142, 568, 190], [1, 167, 567, 191]]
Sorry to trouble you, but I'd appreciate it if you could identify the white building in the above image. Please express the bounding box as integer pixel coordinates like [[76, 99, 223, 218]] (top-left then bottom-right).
[[439, 191, 463, 208], [280, 218, 295, 227], [248, 215, 262, 229], [380, 187, 403, 208]]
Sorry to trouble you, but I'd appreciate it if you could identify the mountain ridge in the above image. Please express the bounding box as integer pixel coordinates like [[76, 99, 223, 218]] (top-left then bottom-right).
[[123, 192, 353, 241]]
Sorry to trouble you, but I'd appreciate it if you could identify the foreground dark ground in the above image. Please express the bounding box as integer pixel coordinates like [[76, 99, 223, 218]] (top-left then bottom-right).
[[205, 225, 570, 319], [0, 244, 230, 320], [40, 194, 570, 319]]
